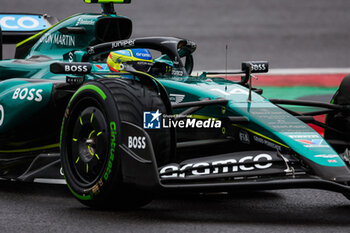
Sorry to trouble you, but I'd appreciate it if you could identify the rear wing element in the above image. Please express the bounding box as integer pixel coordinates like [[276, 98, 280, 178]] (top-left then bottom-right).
[[0, 13, 58, 44]]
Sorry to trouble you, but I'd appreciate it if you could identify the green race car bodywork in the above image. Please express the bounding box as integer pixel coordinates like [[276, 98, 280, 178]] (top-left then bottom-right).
[[1, 1, 350, 205]]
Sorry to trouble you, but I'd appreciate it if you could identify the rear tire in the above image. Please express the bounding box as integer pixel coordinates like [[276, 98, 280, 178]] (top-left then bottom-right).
[[60, 78, 171, 209]]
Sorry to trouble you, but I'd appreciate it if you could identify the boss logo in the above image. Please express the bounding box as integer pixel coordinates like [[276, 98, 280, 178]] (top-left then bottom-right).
[[242, 61, 269, 73], [12, 88, 43, 102], [251, 63, 267, 71], [64, 65, 89, 73], [128, 136, 146, 149], [50, 62, 92, 74]]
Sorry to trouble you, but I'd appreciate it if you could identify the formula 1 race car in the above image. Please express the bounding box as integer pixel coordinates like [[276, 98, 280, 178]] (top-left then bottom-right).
[[1, 0, 350, 209]]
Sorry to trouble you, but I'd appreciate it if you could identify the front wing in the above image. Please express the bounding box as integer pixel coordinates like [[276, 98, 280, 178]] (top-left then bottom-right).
[[119, 121, 350, 196]]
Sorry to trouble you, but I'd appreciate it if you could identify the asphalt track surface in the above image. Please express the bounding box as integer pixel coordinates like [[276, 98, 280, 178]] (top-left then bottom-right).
[[1, 0, 350, 232], [0, 180, 349, 233]]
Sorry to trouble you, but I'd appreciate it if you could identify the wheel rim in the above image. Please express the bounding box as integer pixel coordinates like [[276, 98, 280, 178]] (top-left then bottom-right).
[[69, 106, 108, 185]]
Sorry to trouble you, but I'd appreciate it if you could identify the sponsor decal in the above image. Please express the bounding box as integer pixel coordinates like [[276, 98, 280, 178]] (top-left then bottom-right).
[[91, 184, 100, 195], [64, 64, 89, 73], [0, 105, 4, 126], [12, 88, 43, 102], [111, 39, 135, 49], [39, 33, 76, 47], [64, 108, 69, 119], [131, 49, 152, 60], [314, 154, 339, 158], [160, 153, 273, 179], [272, 125, 307, 130], [297, 140, 322, 144], [251, 63, 267, 72], [313, 154, 341, 164], [75, 18, 94, 26], [169, 94, 185, 104], [88, 47, 95, 55], [104, 121, 117, 181], [211, 88, 249, 96], [288, 134, 330, 147], [289, 134, 320, 139], [143, 110, 162, 129], [135, 52, 152, 59], [66, 77, 84, 85], [68, 52, 74, 62], [253, 135, 282, 151], [239, 130, 250, 144], [128, 136, 146, 149], [296, 139, 328, 148], [94, 64, 110, 71], [0, 15, 47, 31]]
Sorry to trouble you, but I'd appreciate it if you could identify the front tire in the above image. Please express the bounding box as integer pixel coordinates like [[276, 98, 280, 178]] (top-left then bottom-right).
[[60, 78, 171, 209]]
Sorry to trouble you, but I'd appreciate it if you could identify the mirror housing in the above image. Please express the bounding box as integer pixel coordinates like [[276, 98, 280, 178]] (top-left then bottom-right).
[[241, 61, 269, 84], [241, 61, 269, 74]]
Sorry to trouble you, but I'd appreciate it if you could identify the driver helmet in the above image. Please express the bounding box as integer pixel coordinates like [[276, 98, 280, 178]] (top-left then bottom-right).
[[107, 48, 153, 73]]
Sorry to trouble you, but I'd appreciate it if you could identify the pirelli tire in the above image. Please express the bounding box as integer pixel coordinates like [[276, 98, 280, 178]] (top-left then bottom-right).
[[60, 78, 172, 209]]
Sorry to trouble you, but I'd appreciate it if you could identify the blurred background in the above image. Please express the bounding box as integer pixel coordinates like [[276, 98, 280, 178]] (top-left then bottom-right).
[[2, 0, 350, 70]]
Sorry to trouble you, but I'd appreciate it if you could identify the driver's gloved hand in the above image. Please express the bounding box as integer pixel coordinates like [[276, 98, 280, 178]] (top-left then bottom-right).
[[149, 62, 172, 76]]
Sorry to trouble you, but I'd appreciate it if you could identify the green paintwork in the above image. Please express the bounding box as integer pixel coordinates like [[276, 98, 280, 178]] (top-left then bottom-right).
[[0, 79, 52, 133], [158, 76, 344, 167]]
